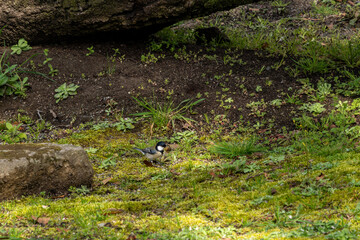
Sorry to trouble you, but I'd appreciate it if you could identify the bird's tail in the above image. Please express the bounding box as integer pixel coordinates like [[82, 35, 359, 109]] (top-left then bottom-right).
[[133, 147, 145, 155]]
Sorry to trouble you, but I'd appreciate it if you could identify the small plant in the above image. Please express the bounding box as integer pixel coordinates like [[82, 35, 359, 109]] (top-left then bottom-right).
[[141, 52, 164, 64], [255, 85, 263, 92], [329, 39, 360, 68], [335, 71, 360, 97], [11, 38, 32, 55], [246, 99, 267, 117], [171, 130, 198, 151], [299, 102, 326, 116], [210, 136, 265, 158], [271, 0, 289, 14], [48, 64, 58, 77], [113, 117, 135, 132], [132, 97, 204, 130], [99, 156, 117, 169], [295, 56, 330, 74], [0, 122, 27, 143], [42, 49, 52, 66], [220, 158, 247, 175], [54, 83, 79, 103], [0, 64, 29, 97], [68, 185, 91, 195], [86, 46, 94, 56], [314, 81, 332, 101], [270, 99, 283, 108]]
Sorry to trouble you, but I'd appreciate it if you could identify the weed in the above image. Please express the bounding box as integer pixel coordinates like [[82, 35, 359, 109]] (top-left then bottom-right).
[[270, 99, 283, 108], [0, 64, 29, 97], [210, 136, 265, 158], [113, 118, 135, 132], [27, 120, 52, 141], [69, 185, 91, 195], [246, 99, 267, 117], [329, 39, 360, 68], [314, 81, 332, 101], [271, 0, 289, 15], [295, 56, 331, 74], [86, 46, 94, 56], [0, 122, 27, 143], [10, 38, 32, 55], [48, 64, 58, 77], [42, 49, 52, 65], [132, 97, 204, 130], [220, 157, 247, 175], [255, 85, 262, 92], [289, 220, 352, 238], [54, 83, 79, 103], [99, 156, 117, 169], [171, 130, 198, 151], [141, 52, 164, 64], [335, 71, 360, 97], [299, 102, 326, 116], [285, 93, 302, 104]]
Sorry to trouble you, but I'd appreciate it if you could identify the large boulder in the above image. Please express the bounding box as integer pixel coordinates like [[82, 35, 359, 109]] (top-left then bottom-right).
[[0, 143, 94, 201], [0, 0, 259, 44]]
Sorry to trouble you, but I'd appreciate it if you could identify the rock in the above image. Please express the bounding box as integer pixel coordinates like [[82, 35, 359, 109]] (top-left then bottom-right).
[[0, 143, 94, 201], [0, 0, 260, 44]]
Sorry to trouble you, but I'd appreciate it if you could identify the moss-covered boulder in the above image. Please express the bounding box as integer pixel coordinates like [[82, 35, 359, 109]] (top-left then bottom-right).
[[0, 143, 93, 201], [0, 0, 259, 44]]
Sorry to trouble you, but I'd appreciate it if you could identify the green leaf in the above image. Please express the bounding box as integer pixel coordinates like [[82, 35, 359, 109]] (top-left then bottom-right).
[[5, 122, 13, 130], [18, 133, 27, 139]]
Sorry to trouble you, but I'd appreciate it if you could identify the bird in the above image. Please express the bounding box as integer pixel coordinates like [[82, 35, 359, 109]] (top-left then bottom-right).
[[133, 141, 167, 161]]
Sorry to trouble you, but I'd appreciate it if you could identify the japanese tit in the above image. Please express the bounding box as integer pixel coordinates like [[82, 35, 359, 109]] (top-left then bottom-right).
[[133, 141, 167, 160]]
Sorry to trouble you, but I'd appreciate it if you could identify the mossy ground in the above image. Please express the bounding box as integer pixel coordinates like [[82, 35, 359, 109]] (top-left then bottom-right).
[[1, 125, 360, 239]]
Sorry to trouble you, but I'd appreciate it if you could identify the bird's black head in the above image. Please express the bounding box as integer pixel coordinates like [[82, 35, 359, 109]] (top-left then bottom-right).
[[156, 141, 166, 152]]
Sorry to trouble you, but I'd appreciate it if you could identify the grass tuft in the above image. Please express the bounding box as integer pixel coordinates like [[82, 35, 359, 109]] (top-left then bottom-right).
[[210, 136, 266, 158], [132, 96, 204, 130]]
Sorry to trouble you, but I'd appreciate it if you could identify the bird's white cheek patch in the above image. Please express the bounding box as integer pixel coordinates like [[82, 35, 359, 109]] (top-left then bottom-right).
[[157, 146, 164, 151]]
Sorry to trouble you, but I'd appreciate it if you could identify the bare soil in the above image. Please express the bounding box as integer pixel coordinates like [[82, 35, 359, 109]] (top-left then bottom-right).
[[0, 0, 344, 131]]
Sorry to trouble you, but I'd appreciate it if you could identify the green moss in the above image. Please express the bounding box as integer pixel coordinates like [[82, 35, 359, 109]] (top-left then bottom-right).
[[1, 126, 360, 238]]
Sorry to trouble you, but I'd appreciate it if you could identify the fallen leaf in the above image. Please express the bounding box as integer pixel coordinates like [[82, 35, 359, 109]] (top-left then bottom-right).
[[102, 177, 112, 185], [170, 169, 181, 175], [127, 233, 137, 240], [104, 208, 124, 216], [51, 194, 66, 199], [316, 173, 325, 180], [32, 216, 50, 225], [56, 227, 70, 232]]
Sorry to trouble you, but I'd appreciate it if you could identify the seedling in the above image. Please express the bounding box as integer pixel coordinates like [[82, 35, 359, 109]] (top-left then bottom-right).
[[11, 38, 32, 55], [54, 83, 79, 103], [86, 46, 94, 56]]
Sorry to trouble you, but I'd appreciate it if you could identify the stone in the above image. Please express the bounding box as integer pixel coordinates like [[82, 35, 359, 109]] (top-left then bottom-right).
[[0, 0, 260, 44], [0, 143, 94, 201]]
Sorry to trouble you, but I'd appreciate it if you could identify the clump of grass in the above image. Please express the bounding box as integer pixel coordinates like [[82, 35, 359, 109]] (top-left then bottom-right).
[[132, 97, 204, 130], [209, 136, 266, 158]]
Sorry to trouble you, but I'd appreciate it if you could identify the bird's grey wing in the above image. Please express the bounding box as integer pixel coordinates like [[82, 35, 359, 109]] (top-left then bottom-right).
[[142, 147, 157, 154]]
